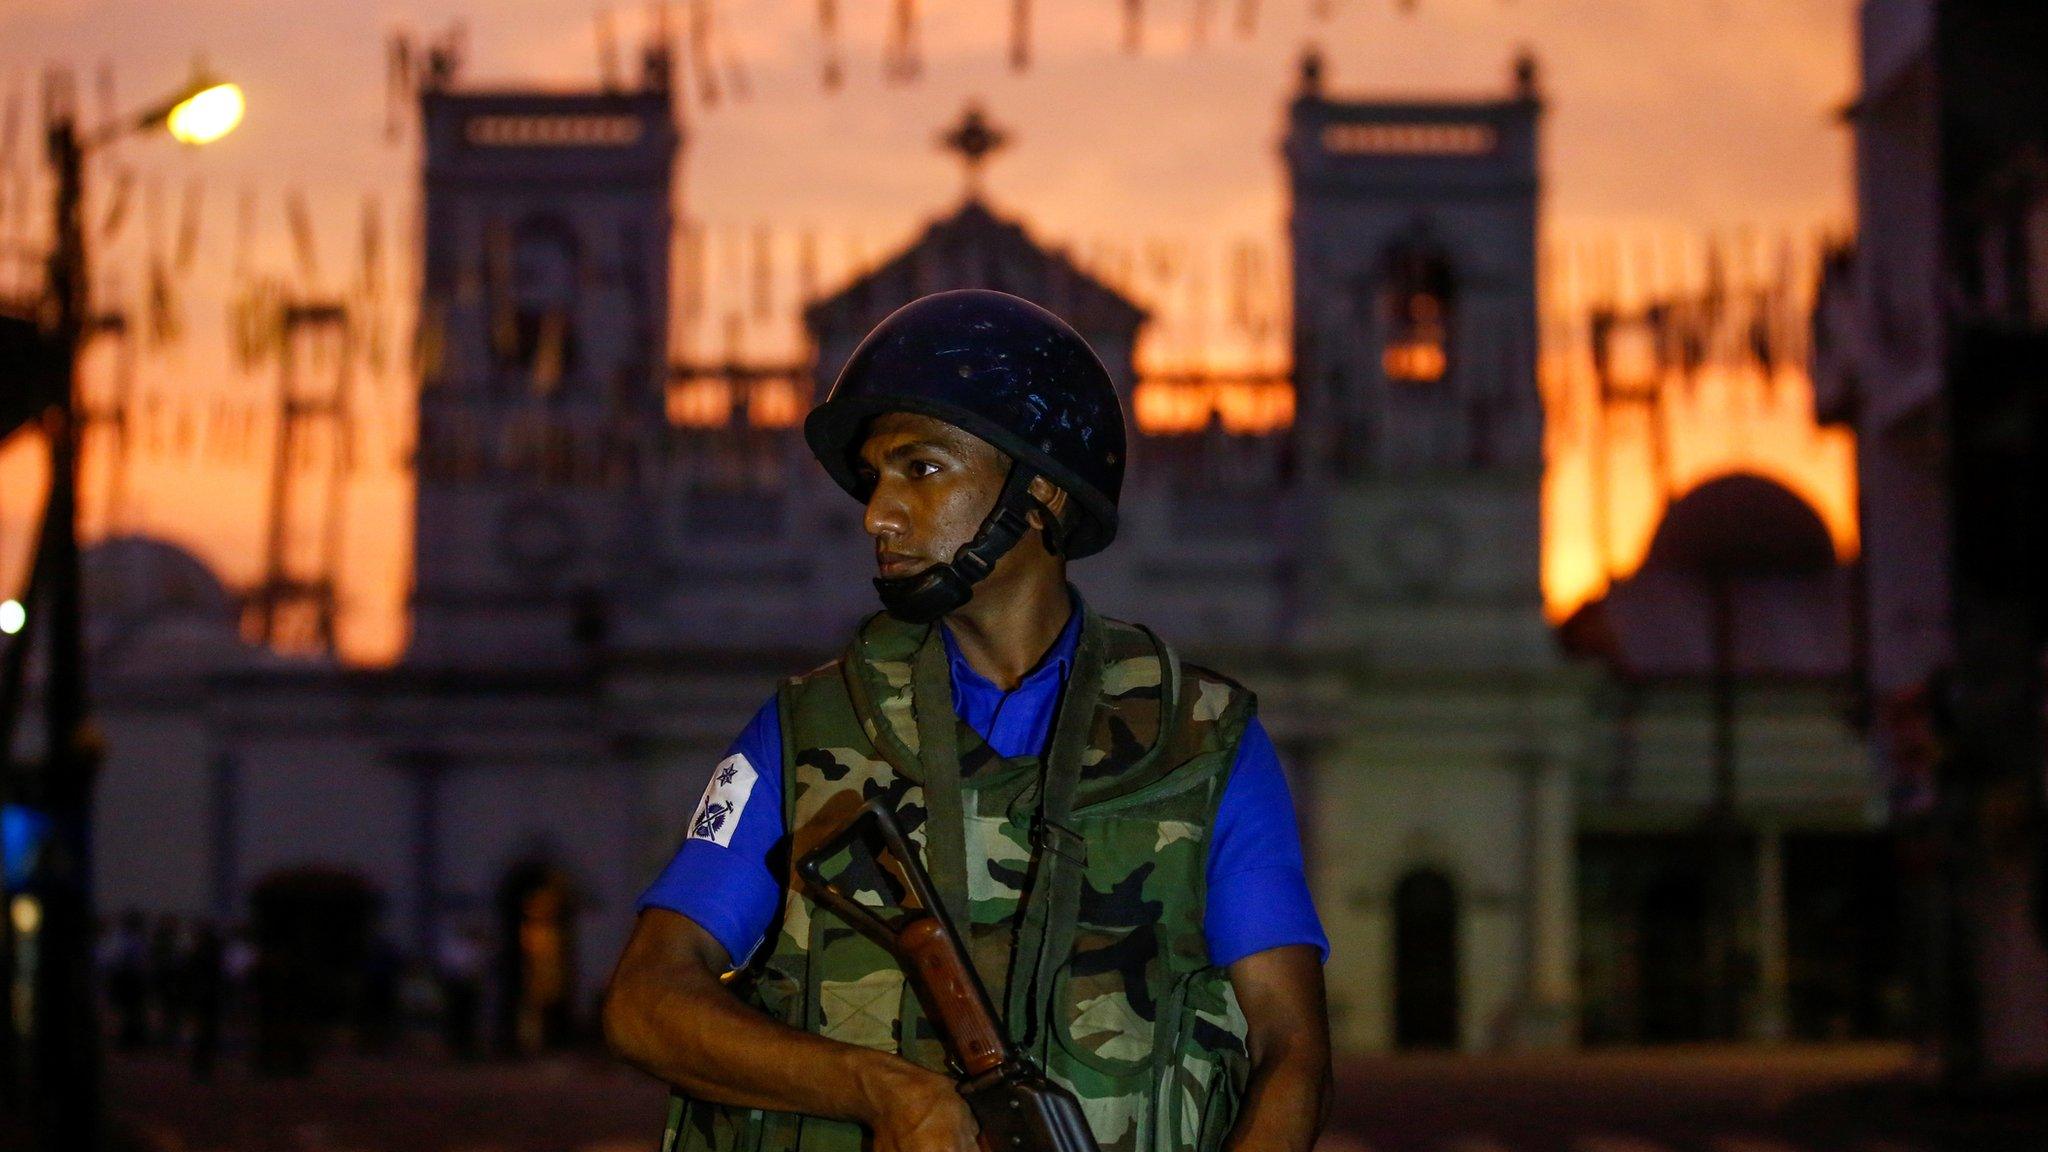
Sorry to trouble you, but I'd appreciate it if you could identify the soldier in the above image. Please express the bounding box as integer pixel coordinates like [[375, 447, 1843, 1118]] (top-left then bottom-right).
[[605, 290, 1330, 1152]]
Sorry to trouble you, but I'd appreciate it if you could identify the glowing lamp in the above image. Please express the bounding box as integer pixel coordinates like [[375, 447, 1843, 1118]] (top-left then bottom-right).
[[0, 599, 22, 635], [10, 894, 38, 936], [165, 82, 244, 145]]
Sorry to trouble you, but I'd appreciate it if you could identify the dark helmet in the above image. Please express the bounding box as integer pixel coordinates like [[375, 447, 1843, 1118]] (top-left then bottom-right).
[[804, 289, 1127, 559]]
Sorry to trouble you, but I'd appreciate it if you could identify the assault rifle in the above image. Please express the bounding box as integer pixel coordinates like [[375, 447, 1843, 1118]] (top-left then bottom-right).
[[797, 797, 1102, 1152]]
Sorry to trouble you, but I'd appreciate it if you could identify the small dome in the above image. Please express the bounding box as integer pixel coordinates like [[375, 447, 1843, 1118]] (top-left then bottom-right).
[[83, 535, 237, 628], [1642, 473, 1836, 578]]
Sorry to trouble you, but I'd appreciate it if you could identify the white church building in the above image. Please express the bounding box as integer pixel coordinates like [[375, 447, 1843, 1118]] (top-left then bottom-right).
[[57, 45, 1888, 1057]]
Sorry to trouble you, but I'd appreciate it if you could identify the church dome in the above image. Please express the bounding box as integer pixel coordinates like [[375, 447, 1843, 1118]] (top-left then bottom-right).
[[1641, 473, 1837, 578], [84, 535, 238, 628], [78, 535, 260, 677]]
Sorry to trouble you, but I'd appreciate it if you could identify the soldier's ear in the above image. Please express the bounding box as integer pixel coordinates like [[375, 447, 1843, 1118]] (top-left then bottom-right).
[[1026, 475, 1068, 518], [1024, 476, 1071, 553]]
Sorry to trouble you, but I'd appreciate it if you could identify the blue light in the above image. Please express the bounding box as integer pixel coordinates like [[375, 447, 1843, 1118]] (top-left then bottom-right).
[[3, 805, 51, 890]]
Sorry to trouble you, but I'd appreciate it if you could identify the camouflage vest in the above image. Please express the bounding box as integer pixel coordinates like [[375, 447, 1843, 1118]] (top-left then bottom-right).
[[666, 601, 1254, 1152]]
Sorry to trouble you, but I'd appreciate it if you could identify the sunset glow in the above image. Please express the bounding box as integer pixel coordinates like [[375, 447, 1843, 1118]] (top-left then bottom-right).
[[0, 0, 1860, 665], [1381, 341, 1448, 385], [668, 379, 734, 427], [1539, 358, 1860, 624], [666, 377, 805, 428], [1132, 378, 1295, 436]]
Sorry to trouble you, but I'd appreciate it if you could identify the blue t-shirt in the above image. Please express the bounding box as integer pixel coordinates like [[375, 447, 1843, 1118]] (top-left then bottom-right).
[[639, 608, 1329, 970]]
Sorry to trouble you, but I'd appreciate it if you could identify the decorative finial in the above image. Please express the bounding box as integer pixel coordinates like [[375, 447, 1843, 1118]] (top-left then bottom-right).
[[1298, 47, 1325, 96], [1513, 48, 1541, 100], [939, 102, 1010, 202]]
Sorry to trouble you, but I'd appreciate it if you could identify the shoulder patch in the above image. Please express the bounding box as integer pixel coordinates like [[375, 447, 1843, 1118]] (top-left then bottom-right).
[[687, 752, 759, 848]]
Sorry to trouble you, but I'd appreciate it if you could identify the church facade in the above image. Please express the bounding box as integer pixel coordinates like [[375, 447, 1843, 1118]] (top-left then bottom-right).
[[69, 46, 1884, 1057]]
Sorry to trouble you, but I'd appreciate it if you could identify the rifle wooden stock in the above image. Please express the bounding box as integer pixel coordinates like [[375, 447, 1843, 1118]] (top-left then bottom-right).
[[797, 798, 1104, 1152], [898, 916, 1007, 1077]]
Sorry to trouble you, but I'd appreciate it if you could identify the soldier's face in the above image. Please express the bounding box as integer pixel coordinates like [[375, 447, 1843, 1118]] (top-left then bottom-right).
[[856, 411, 1008, 579]]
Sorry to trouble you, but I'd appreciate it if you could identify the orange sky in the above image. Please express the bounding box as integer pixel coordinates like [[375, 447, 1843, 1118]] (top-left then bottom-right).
[[0, 0, 1861, 665]]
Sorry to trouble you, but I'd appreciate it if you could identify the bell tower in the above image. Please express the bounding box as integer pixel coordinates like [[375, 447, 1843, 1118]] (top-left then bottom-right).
[[1282, 53, 1582, 1054], [406, 52, 679, 668], [1285, 50, 1550, 667]]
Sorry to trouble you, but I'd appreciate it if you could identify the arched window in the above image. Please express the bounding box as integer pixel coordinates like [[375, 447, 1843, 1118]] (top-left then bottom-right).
[[488, 214, 582, 395], [1376, 241, 1455, 385]]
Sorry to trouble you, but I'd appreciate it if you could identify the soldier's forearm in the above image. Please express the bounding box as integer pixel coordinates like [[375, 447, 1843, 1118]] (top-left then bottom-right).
[[1223, 945, 1332, 1152], [1221, 1037, 1332, 1152], [602, 912, 950, 1128], [607, 970, 938, 1126]]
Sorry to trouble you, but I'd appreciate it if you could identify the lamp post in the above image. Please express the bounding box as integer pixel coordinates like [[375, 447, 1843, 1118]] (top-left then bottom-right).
[[0, 64, 240, 1152]]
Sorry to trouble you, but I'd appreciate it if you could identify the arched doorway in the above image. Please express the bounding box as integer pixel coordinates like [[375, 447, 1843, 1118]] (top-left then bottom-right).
[[495, 861, 576, 1053], [1640, 867, 1710, 1041], [1392, 868, 1460, 1049], [248, 866, 380, 1075]]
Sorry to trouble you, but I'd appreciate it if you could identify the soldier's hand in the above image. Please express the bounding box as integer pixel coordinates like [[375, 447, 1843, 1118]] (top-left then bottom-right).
[[859, 1057, 980, 1152]]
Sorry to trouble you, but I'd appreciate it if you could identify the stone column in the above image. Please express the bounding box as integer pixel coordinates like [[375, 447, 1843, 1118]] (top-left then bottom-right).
[[1753, 824, 1789, 1041], [207, 751, 242, 922], [1515, 751, 1578, 1046], [407, 752, 448, 962]]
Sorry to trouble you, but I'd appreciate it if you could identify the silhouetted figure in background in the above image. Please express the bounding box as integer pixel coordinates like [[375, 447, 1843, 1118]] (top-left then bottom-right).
[[359, 933, 403, 1053], [436, 927, 485, 1060], [251, 942, 315, 1076], [224, 923, 257, 1015], [185, 921, 226, 1079], [107, 910, 150, 1050], [149, 914, 186, 1048], [248, 867, 381, 1076]]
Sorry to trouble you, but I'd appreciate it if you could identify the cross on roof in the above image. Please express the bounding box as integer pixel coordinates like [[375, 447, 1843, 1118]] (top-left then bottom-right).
[[938, 102, 1009, 201]]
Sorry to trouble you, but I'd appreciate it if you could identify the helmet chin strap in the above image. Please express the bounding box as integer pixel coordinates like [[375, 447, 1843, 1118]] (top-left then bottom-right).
[[873, 462, 1046, 625]]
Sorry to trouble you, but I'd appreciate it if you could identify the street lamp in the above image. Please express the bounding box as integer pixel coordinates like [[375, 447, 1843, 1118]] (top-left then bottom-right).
[[72, 69, 247, 150], [0, 58, 240, 1152], [164, 81, 246, 146]]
